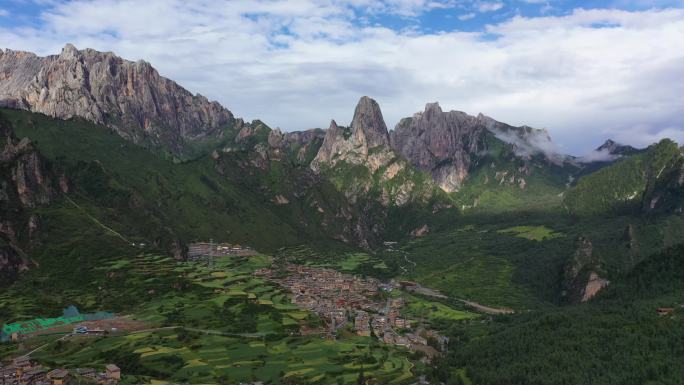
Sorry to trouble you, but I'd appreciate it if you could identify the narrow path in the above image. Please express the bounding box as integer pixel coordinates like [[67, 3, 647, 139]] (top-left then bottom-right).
[[130, 326, 270, 339], [403, 252, 417, 268], [64, 195, 133, 245], [457, 299, 515, 315], [23, 334, 69, 357]]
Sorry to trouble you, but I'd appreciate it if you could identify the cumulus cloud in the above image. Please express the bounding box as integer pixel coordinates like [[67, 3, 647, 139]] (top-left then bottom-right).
[[0, 1, 683, 155], [477, 1, 504, 12]]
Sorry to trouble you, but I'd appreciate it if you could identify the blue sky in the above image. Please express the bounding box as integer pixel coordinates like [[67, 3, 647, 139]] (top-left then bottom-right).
[[4, 1, 683, 32], [1, 0, 684, 154]]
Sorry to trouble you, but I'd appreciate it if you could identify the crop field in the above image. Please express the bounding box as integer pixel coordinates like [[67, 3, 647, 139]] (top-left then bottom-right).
[[276, 245, 395, 278], [399, 293, 478, 325], [11, 253, 418, 384], [497, 226, 563, 241], [32, 328, 415, 384]]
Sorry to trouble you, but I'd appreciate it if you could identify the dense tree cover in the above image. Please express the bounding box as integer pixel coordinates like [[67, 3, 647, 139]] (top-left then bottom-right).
[[432, 244, 684, 385], [564, 139, 681, 215]]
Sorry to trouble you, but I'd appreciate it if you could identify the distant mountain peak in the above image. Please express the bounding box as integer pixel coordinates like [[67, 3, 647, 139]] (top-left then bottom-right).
[[596, 139, 637, 155]]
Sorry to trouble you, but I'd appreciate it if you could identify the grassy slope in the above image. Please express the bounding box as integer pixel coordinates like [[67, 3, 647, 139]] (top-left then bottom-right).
[[0, 109, 329, 318], [378, 208, 684, 310], [452, 134, 575, 213], [564, 139, 681, 215], [2, 108, 307, 249], [435, 243, 684, 385]]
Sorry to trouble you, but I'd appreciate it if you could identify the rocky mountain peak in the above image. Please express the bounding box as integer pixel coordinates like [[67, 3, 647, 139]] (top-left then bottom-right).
[[60, 43, 79, 60], [0, 44, 235, 156], [596, 139, 638, 155], [351, 96, 390, 149], [390, 103, 487, 192], [423, 102, 443, 117]]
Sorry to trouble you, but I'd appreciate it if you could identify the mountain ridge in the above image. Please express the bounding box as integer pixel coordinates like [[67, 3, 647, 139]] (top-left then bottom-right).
[[0, 44, 235, 156]]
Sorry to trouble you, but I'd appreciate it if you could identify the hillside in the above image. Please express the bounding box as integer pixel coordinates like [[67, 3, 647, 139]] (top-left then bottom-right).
[[564, 139, 683, 215], [433, 243, 684, 385]]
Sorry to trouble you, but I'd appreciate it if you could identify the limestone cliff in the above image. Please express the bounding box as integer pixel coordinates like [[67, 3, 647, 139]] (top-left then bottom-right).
[[391, 102, 569, 193], [311, 96, 437, 207], [0, 44, 234, 155], [390, 103, 487, 192], [311, 96, 392, 173], [561, 237, 610, 303], [0, 117, 62, 282]]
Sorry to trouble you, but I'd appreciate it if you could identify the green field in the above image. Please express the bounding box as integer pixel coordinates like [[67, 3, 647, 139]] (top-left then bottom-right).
[[5, 253, 420, 384], [32, 328, 415, 385], [497, 226, 563, 241]]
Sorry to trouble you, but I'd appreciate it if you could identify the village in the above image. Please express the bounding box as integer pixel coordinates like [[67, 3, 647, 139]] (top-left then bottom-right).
[[254, 264, 449, 359], [0, 357, 120, 385], [187, 241, 255, 260]]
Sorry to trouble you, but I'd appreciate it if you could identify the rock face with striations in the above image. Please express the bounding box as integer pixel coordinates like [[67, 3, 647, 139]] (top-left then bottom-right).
[[0, 44, 234, 155], [310, 96, 438, 208], [390, 102, 487, 192], [311, 96, 393, 173], [390, 103, 568, 192]]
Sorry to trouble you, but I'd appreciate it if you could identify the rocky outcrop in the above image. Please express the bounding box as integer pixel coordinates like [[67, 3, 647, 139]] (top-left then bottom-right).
[[0, 118, 60, 282], [311, 96, 393, 173], [267, 127, 325, 164], [0, 44, 235, 155], [561, 237, 610, 303], [391, 103, 568, 192], [2, 137, 55, 207], [391, 103, 487, 192], [311, 96, 436, 208]]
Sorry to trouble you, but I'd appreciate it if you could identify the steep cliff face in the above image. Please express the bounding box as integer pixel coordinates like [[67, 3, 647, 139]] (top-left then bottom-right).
[[0, 117, 61, 282], [312, 96, 392, 173], [390, 103, 487, 192], [0, 44, 234, 155], [390, 103, 574, 195], [561, 237, 610, 303], [311, 96, 438, 208]]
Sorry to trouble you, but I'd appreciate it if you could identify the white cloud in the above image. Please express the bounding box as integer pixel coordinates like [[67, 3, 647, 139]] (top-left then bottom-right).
[[458, 12, 476, 20], [576, 149, 621, 163], [0, 9, 9, 17], [477, 1, 504, 12], [0, 2, 683, 154]]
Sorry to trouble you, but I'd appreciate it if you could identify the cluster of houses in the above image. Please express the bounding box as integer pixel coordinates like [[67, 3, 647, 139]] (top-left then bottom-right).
[[255, 264, 383, 333], [0, 357, 120, 385], [188, 242, 253, 260], [255, 264, 448, 359]]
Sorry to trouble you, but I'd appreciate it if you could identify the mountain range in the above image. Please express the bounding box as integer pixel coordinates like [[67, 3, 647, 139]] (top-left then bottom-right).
[[2, 44, 682, 262], [1, 44, 683, 384]]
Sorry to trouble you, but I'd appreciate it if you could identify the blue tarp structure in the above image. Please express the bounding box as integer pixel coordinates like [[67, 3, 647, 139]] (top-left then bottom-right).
[[1, 306, 114, 342]]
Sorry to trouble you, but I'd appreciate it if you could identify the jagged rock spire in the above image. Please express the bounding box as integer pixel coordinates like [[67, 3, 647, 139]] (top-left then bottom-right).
[[350, 96, 389, 148]]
